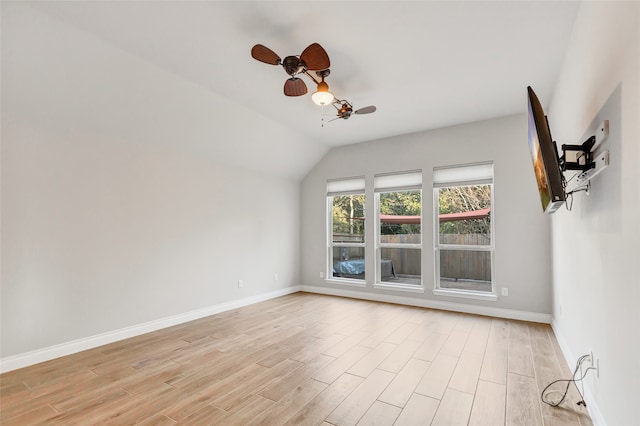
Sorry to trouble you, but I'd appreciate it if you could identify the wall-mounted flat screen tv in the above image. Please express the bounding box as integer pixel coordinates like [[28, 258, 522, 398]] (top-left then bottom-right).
[[527, 86, 565, 214]]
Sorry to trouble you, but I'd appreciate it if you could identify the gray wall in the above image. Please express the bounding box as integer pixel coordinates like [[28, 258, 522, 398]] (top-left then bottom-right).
[[1, 3, 303, 359], [1, 128, 301, 358], [301, 114, 553, 316], [548, 2, 640, 425]]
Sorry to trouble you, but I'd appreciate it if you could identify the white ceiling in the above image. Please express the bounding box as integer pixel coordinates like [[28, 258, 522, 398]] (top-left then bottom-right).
[[4, 1, 581, 178]]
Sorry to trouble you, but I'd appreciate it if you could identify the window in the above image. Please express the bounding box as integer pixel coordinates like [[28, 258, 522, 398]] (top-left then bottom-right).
[[433, 162, 496, 300], [375, 171, 422, 289], [327, 177, 366, 284]]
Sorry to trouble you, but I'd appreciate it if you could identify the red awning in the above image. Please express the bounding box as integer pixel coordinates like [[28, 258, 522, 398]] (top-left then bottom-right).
[[378, 208, 490, 224], [379, 214, 421, 224], [438, 207, 491, 222]]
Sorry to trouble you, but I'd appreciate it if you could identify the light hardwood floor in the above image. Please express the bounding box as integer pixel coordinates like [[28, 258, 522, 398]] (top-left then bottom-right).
[[0, 292, 592, 425]]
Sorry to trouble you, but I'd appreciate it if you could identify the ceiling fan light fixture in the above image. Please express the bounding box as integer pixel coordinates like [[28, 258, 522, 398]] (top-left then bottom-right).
[[311, 81, 334, 106]]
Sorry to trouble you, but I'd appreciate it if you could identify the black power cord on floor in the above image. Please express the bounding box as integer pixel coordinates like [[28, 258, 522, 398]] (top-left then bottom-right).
[[541, 354, 595, 407]]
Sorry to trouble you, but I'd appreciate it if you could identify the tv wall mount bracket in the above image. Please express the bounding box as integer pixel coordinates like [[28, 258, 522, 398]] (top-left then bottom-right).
[[560, 136, 596, 172], [560, 120, 611, 194]]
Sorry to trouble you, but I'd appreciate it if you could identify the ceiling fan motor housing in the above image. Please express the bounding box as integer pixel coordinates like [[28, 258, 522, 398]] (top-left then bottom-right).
[[339, 103, 353, 118], [282, 56, 306, 76]]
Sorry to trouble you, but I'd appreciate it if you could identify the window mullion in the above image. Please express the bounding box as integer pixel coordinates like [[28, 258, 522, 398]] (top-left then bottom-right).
[[437, 244, 491, 250], [379, 243, 422, 249]]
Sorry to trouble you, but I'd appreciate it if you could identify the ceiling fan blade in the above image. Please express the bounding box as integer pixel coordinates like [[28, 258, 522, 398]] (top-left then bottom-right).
[[354, 105, 376, 115], [300, 43, 330, 71], [251, 44, 281, 65], [284, 78, 307, 96]]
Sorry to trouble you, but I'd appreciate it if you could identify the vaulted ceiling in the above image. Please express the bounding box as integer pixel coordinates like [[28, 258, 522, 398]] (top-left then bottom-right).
[[2, 1, 580, 179]]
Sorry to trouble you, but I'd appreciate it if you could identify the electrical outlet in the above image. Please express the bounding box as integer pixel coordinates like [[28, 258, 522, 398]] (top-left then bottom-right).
[[501, 288, 508, 296], [588, 350, 600, 378], [274, 273, 278, 281], [238, 279, 244, 288], [319, 271, 324, 279]]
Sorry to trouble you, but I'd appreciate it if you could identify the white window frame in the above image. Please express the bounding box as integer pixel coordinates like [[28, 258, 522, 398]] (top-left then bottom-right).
[[432, 162, 497, 301], [326, 177, 366, 287], [374, 171, 424, 292]]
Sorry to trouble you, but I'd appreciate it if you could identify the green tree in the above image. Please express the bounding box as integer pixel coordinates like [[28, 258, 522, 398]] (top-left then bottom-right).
[[379, 190, 421, 235], [332, 194, 365, 241], [438, 185, 491, 236]]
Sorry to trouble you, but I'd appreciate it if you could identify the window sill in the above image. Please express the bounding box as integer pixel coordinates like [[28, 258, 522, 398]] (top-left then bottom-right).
[[324, 278, 367, 288], [432, 288, 498, 301], [374, 282, 424, 293]]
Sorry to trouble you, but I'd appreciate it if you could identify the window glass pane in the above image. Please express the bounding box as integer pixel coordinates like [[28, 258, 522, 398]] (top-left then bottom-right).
[[332, 246, 365, 279], [380, 247, 421, 285], [438, 185, 491, 245], [379, 190, 421, 244], [439, 249, 491, 292], [332, 194, 365, 243]]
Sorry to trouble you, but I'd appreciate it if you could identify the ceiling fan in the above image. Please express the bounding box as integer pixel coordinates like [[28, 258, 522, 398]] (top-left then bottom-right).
[[251, 43, 330, 97], [251, 42, 376, 123]]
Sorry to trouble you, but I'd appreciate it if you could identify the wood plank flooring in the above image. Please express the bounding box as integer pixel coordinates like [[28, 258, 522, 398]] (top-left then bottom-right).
[[0, 292, 593, 425]]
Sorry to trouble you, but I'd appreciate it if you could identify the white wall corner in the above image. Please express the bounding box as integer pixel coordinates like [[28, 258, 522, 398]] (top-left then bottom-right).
[[0, 286, 301, 374], [551, 320, 606, 426]]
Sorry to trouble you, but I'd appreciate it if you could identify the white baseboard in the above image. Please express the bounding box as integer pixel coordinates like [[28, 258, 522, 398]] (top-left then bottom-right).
[[299, 285, 552, 324], [551, 320, 606, 426], [0, 286, 300, 374], [1, 285, 551, 374]]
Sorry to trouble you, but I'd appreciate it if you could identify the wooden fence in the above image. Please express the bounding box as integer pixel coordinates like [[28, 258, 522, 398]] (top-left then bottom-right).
[[380, 234, 421, 276], [332, 233, 490, 281], [439, 234, 491, 281], [439, 248, 491, 281], [439, 234, 490, 246]]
